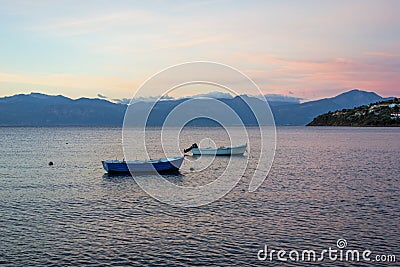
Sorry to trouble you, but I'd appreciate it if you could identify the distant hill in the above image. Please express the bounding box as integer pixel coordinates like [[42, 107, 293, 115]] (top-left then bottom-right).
[[307, 98, 400, 126], [0, 90, 394, 126]]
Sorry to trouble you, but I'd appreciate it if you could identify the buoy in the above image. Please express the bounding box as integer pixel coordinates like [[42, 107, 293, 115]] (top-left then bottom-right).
[[48, 161, 54, 166], [190, 167, 194, 171]]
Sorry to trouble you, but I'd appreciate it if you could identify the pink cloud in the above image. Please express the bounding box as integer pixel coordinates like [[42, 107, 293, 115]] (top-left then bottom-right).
[[234, 52, 399, 99], [365, 51, 400, 57]]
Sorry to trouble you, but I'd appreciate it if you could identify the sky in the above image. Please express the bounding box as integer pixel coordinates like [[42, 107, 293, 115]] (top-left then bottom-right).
[[0, 0, 399, 100]]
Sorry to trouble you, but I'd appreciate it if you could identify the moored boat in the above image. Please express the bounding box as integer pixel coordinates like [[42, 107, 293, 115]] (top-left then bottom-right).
[[102, 156, 184, 174], [184, 143, 247, 156]]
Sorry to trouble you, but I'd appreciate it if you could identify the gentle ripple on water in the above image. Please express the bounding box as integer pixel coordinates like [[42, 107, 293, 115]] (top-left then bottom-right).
[[0, 126, 399, 266]]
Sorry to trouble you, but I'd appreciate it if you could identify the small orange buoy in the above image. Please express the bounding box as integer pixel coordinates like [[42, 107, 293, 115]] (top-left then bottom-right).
[[48, 161, 54, 166]]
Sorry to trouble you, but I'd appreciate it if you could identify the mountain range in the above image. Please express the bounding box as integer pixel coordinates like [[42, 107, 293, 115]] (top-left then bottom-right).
[[0, 89, 393, 126]]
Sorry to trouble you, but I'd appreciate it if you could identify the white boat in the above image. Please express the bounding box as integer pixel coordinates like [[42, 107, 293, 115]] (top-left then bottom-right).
[[102, 156, 184, 174], [185, 143, 247, 156]]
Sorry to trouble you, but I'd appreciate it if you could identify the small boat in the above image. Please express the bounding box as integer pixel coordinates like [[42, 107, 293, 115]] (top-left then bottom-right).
[[102, 156, 184, 174], [184, 143, 247, 156]]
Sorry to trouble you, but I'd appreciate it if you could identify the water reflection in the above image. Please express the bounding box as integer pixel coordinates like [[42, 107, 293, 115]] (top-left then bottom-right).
[[0, 127, 399, 266]]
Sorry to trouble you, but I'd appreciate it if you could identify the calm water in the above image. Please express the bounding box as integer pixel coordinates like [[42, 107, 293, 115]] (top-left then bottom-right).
[[0, 127, 399, 266]]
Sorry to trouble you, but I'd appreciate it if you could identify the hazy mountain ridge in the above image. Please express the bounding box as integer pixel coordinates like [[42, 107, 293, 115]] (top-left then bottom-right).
[[0, 90, 394, 126], [111, 91, 302, 105], [0, 93, 126, 126]]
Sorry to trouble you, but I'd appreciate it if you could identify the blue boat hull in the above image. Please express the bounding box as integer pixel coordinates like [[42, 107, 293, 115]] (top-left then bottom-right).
[[102, 157, 184, 174]]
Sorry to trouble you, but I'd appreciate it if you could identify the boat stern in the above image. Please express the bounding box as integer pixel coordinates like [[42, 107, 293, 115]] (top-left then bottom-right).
[[101, 161, 109, 172]]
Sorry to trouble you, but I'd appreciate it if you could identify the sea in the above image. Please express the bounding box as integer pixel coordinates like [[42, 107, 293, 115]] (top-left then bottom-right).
[[0, 126, 399, 266]]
